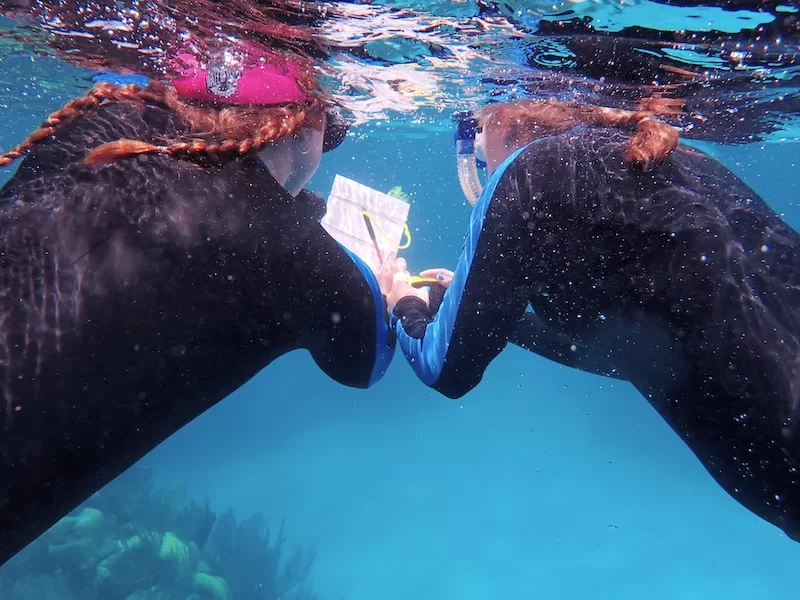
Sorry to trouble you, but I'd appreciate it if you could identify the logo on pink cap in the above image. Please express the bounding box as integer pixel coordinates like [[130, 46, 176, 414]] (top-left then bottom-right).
[[169, 43, 312, 106], [205, 58, 242, 98]]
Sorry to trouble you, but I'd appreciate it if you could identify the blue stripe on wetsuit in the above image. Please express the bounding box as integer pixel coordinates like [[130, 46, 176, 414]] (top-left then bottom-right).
[[390, 144, 531, 385], [339, 246, 395, 387]]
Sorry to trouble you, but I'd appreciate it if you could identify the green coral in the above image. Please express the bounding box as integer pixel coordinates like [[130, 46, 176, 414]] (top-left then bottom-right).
[[0, 464, 318, 600], [158, 532, 190, 565], [193, 572, 231, 600], [74, 507, 104, 536], [196, 560, 212, 575], [47, 507, 104, 542]]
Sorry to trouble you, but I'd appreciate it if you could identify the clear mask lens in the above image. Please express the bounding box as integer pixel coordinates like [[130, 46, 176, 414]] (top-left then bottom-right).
[[257, 124, 325, 197]]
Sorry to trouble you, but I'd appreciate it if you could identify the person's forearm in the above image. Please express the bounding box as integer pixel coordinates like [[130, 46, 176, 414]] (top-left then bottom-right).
[[390, 145, 534, 398]]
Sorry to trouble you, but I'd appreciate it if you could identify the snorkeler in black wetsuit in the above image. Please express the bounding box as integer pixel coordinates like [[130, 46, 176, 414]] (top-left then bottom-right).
[[0, 78, 393, 565], [389, 101, 800, 542]]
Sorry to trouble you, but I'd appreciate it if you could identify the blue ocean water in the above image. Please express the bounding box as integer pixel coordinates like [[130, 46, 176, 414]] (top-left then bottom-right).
[[1, 42, 800, 600]]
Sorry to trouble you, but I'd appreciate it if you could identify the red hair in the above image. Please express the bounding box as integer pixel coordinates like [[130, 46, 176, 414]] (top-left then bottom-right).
[[477, 97, 683, 171], [0, 81, 320, 168]]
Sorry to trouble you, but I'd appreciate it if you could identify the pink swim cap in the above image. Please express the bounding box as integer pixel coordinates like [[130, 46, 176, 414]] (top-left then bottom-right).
[[169, 43, 312, 106]]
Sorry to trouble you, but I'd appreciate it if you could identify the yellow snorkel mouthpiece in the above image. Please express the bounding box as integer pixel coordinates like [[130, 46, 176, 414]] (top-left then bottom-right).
[[407, 275, 444, 289]]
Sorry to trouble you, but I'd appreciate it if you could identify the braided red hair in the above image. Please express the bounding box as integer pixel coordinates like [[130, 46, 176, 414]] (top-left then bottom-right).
[[477, 98, 682, 172], [0, 81, 316, 168]]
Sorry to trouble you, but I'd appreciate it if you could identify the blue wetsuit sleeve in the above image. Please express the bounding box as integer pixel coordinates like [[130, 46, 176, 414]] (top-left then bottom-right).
[[339, 245, 396, 387], [390, 145, 533, 399]]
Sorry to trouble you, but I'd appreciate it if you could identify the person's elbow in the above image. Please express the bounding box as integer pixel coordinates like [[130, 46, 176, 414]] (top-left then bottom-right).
[[433, 368, 484, 400]]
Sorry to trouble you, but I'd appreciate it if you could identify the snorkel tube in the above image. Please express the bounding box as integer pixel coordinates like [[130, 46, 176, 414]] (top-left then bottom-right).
[[453, 110, 486, 206]]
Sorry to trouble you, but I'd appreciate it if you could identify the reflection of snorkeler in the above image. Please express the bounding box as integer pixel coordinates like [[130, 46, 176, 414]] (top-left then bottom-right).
[[0, 44, 395, 565], [387, 99, 800, 542]]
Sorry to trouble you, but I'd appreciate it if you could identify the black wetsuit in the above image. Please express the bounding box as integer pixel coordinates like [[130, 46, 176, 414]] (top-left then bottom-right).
[[0, 100, 393, 565], [392, 127, 800, 542]]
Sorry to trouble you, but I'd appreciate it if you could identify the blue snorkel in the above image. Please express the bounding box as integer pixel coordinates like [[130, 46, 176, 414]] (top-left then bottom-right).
[[453, 110, 486, 206]]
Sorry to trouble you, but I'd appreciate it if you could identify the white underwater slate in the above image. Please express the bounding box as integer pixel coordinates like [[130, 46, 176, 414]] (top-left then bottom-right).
[[321, 174, 410, 276]]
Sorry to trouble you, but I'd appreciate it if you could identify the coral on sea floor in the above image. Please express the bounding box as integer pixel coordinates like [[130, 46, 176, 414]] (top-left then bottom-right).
[[0, 463, 320, 600], [194, 572, 232, 600], [205, 509, 317, 600]]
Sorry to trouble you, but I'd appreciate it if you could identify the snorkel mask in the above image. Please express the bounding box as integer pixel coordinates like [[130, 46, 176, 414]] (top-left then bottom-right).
[[453, 110, 487, 206], [257, 120, 325, 196]]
